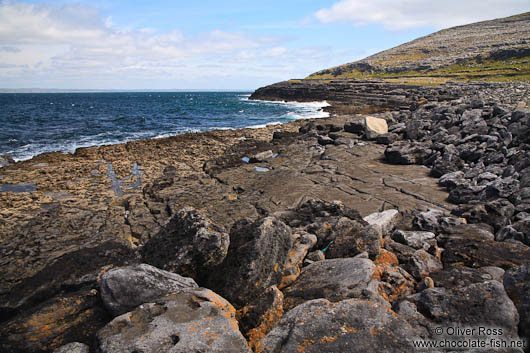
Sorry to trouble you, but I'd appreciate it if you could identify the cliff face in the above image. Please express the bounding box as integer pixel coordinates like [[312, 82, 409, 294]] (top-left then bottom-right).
[[307, 12, 530, 84]]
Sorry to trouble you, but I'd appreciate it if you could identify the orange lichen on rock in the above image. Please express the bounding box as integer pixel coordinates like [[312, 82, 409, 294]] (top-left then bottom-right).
[[375, 248, 399, 266]]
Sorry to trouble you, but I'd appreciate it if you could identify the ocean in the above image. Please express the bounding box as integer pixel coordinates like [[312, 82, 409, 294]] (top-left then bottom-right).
[[0, 91, 329, 161]]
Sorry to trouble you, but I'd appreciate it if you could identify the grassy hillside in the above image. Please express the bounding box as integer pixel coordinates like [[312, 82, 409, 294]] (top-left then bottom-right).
[[307, 12, 530, 84]]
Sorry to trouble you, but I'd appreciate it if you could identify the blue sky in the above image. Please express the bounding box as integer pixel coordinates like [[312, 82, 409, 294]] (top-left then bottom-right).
[[0, 0, 528, 90]]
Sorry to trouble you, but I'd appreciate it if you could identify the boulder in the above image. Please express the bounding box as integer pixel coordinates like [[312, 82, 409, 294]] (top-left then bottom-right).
[[439, 235, 530, 269], [439, 170, 467, 188], [53, 342, 89, 353], [95, 288, 251, 353], [99, 263, 198, 317], [364, 116, 388, 139], [314, 217, 369, 259], [375, 132, 399, 145], [283, 257, 381, 310], [391, 230, 435, 250], [405, 249, 443, 280], [207, 217, 316, 307], [260, 298, 418, 353], [141, 207, 229, 281], [452, 199, 515, 231], [383, 238, 416, 264], [512, 217, 530, 246], [407, 281, 521, 340], [363, 209, 401, 237], [384, 141, 430, 164], [504, 264, 530, 346], [344, 121, 364, 135], [430, 264, 505, 290]]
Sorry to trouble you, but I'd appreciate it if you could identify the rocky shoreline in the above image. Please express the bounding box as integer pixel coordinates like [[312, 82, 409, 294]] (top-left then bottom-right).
[[1, 79, 529, 352]]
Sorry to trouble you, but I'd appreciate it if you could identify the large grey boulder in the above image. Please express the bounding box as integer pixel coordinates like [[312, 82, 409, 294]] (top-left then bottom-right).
[[99, 263, 198, 317], [95, 287, 251, 353], [141, 207, 229, 280], [283, 257, 382, 310], [260, 298, 418, 353], [504, 264, 530, 345], [207, 217, 316, 307]]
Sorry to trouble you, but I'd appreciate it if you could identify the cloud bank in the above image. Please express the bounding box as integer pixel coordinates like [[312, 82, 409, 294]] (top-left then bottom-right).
[[0, 1, 341, 89], [315, 0, 529, 30]]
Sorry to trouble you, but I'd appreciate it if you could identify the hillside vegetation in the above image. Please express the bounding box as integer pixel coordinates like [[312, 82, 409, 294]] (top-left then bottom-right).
[[308, 12, 530, 84]]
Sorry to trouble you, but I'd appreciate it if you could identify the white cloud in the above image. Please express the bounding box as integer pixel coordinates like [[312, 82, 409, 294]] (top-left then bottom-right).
[[315, 0, 530, 30], [0, 1, 332, 89]]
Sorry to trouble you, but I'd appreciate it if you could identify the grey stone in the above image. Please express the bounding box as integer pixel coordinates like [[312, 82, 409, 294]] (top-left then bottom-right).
[[406, 281, 522, 346], [260, 298, 418, 353], [439, 170, 466, 188], [405, 249, 443, 280], [207, 217, 316, 307], [363, 209, 401, 237], [391, 230, 436, 250], [95, 287, 251, 353], [53, 342, 89, 353], [100, 263, 198, 317], [283, 257, 381, 309]]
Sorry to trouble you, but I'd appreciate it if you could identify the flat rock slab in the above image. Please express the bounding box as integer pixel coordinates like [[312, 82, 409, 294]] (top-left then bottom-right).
[[96, 287, 251, 353]]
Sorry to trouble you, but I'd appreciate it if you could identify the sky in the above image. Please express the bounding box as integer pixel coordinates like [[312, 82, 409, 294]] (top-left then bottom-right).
[[0, 0, 528, 90]]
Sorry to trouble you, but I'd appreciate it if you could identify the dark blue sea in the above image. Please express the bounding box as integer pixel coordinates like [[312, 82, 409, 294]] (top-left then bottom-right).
[[0, 92, 329, 161]]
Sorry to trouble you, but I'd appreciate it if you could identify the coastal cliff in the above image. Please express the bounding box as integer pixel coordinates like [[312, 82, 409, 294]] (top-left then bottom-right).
[[1, 12, 530, 353]]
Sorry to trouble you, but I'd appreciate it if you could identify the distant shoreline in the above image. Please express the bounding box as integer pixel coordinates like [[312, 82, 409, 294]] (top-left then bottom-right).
[[0, 89, 254, 94]]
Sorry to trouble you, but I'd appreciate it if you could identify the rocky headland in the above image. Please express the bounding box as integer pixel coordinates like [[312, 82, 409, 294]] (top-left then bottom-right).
[[1, 12, 530, 353]]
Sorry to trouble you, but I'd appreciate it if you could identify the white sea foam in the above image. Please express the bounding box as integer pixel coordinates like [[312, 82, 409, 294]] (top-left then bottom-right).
[[246, 121, 282, 129]]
